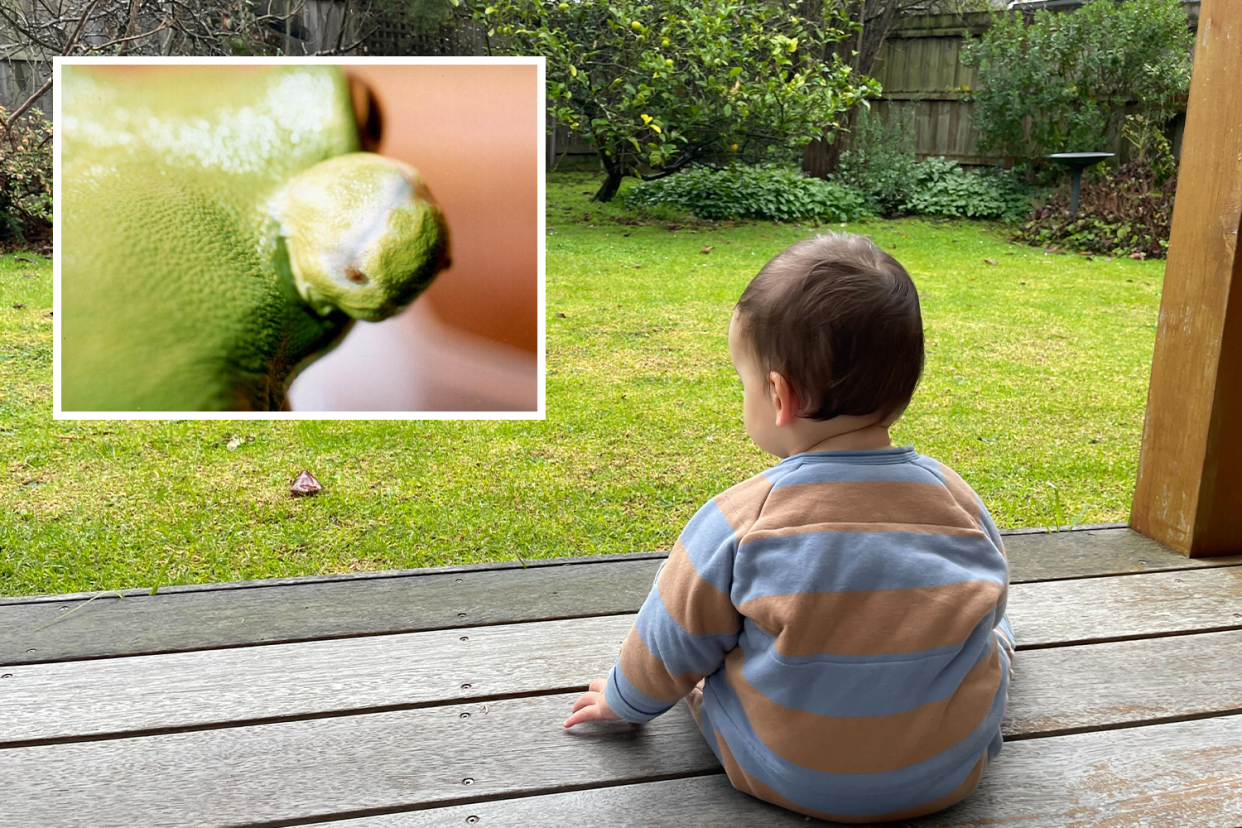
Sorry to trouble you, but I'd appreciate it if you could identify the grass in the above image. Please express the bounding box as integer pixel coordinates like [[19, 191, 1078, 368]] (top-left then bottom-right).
[[0, 174, 1165, 596]]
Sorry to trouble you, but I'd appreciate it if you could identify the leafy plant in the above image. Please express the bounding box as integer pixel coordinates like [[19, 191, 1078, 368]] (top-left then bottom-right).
[[961, 0, 1193, 166], [834, 105, 919, 214], [0, 109, 53, 247], [902, 157, 1031, 221], [1018, 161, 1176, 259], [622, 164, 873, 222], [1121, 114, 1177, 185], [477, 0, 878, 201]]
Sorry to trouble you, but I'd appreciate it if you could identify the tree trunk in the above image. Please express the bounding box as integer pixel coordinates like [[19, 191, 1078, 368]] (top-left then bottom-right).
[[803, 0, 901, 179], [803, 107, 858, 179], [593, 149, 625, 203]]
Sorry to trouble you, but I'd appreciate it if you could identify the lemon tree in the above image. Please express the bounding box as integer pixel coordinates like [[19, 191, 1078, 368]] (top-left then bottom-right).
[[478, 0, 877, 201]]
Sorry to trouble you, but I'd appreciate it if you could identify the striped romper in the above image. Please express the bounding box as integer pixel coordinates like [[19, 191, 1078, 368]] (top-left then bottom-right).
[[603, 446, 1015, 822]]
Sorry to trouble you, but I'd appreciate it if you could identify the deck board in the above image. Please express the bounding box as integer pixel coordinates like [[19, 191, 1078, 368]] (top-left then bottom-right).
[[6, 599, 1242, 746], [0, 694, 716, 828], [4, 528, 1241, 666], [6, 694, 1241, 828], [319, 716, 1242, 828]]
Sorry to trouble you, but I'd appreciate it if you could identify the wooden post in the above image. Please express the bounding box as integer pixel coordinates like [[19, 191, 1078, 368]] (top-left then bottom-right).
[[1131, 0, 1242, 557]]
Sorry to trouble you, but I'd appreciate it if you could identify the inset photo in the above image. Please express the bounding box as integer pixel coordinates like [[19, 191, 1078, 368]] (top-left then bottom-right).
[[53, 58, 543, 418]]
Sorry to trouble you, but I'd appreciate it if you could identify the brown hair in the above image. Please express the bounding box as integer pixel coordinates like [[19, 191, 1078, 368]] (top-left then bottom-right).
[[734, 233, 924, 421]]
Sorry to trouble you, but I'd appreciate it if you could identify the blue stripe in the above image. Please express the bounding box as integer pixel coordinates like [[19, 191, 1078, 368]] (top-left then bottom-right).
[[997, 613, 1016, 649], [769, 452, 941, 489], [977, 495, 1006, 551], [756, 463, 801, 488], [700, 658, 1008, 816], [677, 500, 737, 594], [635, 589, 740, 677], [605, 663, 673, 723], [735, 613, 999, 717], [775, 446, 920, 470], [733, 530, 1006, 602]]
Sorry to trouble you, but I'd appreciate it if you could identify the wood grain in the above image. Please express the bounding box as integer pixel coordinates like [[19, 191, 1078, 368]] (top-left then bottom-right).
[[1008, 565, 1242, 647], [5, 529, 1238, 667], [5, 696, 1239, 828], [1131, 0, 1242, 556], [0, 693, 717, 828], [6, 576, 1242, 745], [328, 716, 1242, 828]]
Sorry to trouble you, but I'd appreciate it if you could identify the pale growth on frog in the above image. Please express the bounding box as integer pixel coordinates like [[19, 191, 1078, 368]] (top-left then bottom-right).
[[274, 153, 449, 322]]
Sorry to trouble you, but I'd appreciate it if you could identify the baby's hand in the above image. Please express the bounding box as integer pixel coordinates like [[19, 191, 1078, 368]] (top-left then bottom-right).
[[563, 678, 622, 728]]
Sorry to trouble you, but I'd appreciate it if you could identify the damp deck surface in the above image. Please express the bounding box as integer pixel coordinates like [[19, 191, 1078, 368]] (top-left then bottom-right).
[[3, 526, 1242, 828]]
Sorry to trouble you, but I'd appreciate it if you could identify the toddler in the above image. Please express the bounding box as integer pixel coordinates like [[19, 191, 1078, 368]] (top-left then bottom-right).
[[563, 233, 1015, 823]]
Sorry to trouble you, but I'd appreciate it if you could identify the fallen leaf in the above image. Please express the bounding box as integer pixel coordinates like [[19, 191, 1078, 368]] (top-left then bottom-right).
[[555, 312, 566, 318], [11, 302, 24, 309], [700, 245, 713, 254], [290, 470, 322, 496], [226, 435, 253, 451], [984, 259, 998, 266]]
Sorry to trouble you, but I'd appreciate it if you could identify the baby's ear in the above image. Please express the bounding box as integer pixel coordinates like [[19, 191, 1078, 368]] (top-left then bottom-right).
[[768, 371, 802, 427]]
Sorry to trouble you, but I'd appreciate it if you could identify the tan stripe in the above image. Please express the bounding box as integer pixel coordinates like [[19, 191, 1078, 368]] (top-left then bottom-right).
[[725, 641, 1002, 775], [938, 463, 984, 524], [751, 481, 981, 538], [617, 625, 702, 704], [714, 730, 988, 824], [738, 579, 1005, 656], [939, 464, 1007, 559], [715, 473, 774, 537], [744, 521, 987, 544], [657, 540, 741, 636]]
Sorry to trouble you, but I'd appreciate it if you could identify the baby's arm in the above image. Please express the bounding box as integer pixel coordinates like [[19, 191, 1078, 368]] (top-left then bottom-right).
[[976, 496, 1016, 655], [565, 500, 744, 727]]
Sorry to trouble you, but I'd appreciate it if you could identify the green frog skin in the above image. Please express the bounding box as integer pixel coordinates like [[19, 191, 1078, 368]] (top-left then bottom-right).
[[60, 66, 449, 412]]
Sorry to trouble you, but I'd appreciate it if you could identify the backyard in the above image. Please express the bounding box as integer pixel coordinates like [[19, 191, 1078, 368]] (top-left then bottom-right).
[[0, 172, 1164, 597]]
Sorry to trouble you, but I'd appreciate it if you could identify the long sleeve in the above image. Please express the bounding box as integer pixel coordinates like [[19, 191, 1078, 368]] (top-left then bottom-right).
[[974, 494, 1015, 653], [604, 496, 746, 723]]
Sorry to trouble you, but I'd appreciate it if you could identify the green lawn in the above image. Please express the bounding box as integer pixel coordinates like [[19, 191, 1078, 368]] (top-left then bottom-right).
[[0, 174, 1165, 597]]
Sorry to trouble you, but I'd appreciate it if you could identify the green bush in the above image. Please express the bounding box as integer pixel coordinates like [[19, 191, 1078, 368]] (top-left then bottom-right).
[[0, 108, 53, 246], [834, 106, 919, 214], [902, 157, 1032, 221], [622, 164, 873, 223], [961, 0, 1193, 166]]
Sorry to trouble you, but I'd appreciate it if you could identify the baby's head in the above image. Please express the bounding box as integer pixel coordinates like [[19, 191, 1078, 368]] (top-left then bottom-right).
[[730, 232, 924, 457]]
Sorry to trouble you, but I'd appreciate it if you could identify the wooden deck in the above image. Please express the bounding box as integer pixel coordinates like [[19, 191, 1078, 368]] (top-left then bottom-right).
[[3, 526, 1242, 827]]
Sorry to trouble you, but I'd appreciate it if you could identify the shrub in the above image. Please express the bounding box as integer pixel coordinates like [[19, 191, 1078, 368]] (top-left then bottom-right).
[[0, 109, 53, 247], [902, 157, 1032, 221], [1017, 161, 1175, 259], [834, 106, 919, 214], [622, 164, 873, 223], [961, 0, 1193, 166]]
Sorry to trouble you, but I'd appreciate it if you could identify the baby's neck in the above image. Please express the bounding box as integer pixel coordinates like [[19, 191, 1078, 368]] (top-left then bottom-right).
[[780, 415, 895, 458]]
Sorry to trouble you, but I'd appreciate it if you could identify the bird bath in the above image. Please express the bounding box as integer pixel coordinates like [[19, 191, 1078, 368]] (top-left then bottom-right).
[[1046, 152, 1114, 215]]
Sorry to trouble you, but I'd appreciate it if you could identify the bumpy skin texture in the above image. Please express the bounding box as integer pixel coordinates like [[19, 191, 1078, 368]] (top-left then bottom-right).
[[60, 66, 447, 412]]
